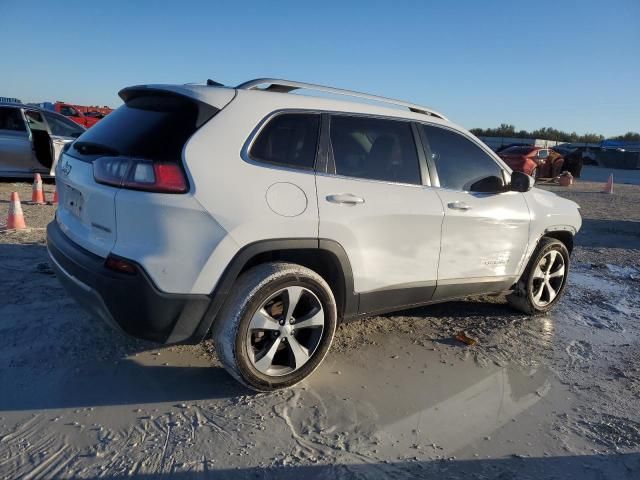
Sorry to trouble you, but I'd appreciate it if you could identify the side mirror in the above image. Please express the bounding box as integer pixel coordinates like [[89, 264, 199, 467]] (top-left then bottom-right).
[[469, 175, 505, 193], [510, 171, 535, 192]]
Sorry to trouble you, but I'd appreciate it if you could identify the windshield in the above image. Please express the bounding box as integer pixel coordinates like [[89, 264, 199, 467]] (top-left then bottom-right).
[[43, 111, 85, 137]]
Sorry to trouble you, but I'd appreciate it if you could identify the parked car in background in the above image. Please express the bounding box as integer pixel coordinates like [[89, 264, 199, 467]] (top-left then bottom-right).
[[52, 102, 100, 128], [495, 142, 530, 153], [0, 102, 84, 178], [498, 145, 564, 179], [33, 102, 112, 128]]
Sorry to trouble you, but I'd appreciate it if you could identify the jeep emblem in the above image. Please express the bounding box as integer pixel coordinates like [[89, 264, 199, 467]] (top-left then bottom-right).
[[61, 161, 72, 176]]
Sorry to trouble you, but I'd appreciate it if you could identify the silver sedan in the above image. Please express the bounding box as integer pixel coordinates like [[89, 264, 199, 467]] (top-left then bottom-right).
[[0, 103, 85, 178]]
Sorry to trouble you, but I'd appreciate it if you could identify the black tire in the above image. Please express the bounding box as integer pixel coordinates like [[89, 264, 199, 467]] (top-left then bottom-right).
[[213, 262, 337, 391], [507, 237, 570, 315]]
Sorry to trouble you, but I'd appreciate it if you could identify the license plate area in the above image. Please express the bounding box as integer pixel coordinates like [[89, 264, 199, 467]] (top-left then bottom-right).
[[65, 185, 84, 218]]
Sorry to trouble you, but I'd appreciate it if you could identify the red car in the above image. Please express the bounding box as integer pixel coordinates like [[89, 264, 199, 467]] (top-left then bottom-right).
[[54, 103, 100, 128], [498, 146, 564, 179]]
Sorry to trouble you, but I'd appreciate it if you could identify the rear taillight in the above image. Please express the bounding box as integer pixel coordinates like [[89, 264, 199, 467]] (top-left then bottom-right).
[[93, 157, 187, 193]]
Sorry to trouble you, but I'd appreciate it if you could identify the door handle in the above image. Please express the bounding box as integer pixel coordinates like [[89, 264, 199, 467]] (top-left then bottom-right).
[[447, 201, 472, 211], [326, 194, 365, 205]]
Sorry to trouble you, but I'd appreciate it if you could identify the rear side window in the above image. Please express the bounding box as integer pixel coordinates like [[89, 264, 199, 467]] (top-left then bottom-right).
[[250, 113, 320, 170], [421, 125, 503, 191], [330, 115, 421, 185], [71, 94, 205, 163], [0, 107, 26, 132]]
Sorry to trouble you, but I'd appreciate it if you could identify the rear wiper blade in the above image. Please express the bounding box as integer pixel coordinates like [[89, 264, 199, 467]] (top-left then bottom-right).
[[73, 141, 120, 156]]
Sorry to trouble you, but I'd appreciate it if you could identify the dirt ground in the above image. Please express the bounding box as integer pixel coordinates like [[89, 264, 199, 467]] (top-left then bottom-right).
[[1, 171, 639, 479]]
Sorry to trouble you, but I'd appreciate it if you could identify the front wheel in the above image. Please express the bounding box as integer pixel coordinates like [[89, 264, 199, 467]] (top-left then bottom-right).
[[213, 262, 337, 391], [507, 238, 570, 314]]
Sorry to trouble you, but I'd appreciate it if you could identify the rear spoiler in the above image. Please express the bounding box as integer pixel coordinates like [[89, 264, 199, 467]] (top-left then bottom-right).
[[118, 84, 236, 127]]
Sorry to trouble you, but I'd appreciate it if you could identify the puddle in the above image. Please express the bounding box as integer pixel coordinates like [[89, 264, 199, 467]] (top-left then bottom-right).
[[304, 331, 560, 459]]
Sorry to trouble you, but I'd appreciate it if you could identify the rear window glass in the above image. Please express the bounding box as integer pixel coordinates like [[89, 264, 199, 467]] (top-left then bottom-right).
[[72, 94, 201, 162], [501, 146, 535, 155], [250, 113, 320, 170], [0, 107, 26, 132]]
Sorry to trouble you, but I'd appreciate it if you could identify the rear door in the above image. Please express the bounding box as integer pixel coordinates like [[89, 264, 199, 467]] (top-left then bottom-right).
[[418, 124, 530, 299], [0, 106, 33, 175], [316, 114, 443, 314]]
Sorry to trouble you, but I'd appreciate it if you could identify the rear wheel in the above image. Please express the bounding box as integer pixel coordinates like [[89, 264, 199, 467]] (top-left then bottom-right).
[[507, 238, 569, 314], [213, 262, 337, 391]]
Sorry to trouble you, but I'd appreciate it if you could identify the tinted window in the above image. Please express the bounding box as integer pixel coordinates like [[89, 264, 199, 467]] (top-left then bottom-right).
[[250, 113, 320, 170], [330, 116, 421, 185], [537, 149, 549, 159], [43, 111, 84, 137], [0, 107, 26, 131], [421, 125, 503, 191], [71, 94, 204, 163]]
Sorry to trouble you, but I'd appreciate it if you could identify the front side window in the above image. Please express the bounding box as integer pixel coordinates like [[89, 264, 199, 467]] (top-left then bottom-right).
[[250, 113, 320, 170], [0, 107, 26, 132], [421, 125, 503, 191], [43, 111, 84, 137], [330, 115, 421, 185]]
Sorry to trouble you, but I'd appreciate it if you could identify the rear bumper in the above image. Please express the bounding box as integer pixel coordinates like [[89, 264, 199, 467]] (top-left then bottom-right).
[[46, 220, 212, 344]]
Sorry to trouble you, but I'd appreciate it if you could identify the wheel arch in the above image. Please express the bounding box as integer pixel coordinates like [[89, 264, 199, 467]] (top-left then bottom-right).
[[543, 229, 574, 254], [191, 238, 357, 343]]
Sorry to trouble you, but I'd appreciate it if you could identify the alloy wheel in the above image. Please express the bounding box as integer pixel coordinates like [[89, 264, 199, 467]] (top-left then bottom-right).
[[246, 286, 325, 376], [531, 250, 565, 307]]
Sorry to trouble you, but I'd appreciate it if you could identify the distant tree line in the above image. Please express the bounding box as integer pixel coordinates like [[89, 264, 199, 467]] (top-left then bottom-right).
[[469, 124, 640, 143]]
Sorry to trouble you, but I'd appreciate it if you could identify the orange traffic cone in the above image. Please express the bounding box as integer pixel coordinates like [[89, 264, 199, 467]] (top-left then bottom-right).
[[31, 173, 46, 204], [5, 192, 27, 230], [51, 186, 59, 205], [602, 174, 614, 194]]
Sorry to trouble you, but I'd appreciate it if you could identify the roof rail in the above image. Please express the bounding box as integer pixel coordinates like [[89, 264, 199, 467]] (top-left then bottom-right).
[[235, 78, 447, 120]]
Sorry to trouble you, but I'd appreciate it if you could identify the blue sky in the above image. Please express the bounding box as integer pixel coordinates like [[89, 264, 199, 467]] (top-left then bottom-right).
[[1, 0, 638, 136]]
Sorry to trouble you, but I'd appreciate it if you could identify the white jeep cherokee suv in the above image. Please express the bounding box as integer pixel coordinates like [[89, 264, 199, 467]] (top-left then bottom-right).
[[47, 78, 581, 391]]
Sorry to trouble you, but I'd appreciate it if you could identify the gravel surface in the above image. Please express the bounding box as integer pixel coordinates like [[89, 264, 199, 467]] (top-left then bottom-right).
[[0, 173, 639, 479]]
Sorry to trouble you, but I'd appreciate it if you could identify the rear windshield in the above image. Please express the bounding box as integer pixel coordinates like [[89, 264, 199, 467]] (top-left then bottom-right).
[[501, 146, 535, 155], [70, 93, 208, 162]]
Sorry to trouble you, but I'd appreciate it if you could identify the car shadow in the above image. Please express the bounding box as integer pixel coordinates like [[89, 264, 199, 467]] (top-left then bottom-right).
[[0, 242, 253, 411], [78, 452, 640, 479], [577, 218, 640, 250], [0, 361, 250, 411]]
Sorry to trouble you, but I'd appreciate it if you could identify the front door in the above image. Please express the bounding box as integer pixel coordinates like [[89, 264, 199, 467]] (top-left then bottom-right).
[[417, 124, 530, 300], [316, 114, 444, 314]]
